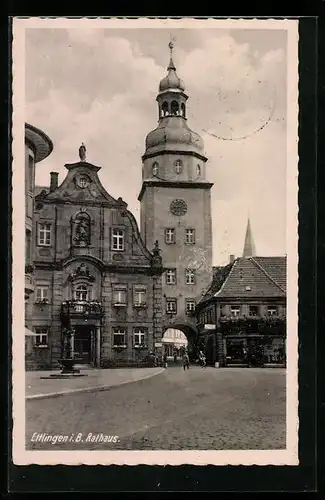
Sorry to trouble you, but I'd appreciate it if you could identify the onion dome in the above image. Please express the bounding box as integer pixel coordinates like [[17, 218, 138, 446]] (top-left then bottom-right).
[[159, 53, 186, 93]]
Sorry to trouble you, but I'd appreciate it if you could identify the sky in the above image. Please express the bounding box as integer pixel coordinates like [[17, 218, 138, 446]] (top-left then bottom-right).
[[25, 24, 288, 266]]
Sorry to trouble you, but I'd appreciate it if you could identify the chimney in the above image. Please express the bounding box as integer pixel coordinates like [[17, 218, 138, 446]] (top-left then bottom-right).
[[229, 254, 235, 264], [50, 172, 59, 192]]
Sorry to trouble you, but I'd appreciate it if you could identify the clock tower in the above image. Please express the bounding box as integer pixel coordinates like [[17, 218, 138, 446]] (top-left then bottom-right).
[[138, 42, 214, 339]]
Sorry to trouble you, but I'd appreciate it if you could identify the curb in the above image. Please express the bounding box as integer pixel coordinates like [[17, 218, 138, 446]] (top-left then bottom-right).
[[26, 368, 165, 401]]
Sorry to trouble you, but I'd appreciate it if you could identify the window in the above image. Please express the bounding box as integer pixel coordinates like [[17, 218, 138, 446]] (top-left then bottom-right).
[[152, 162, 159, 176], [185, 229, 195, 244], [267, 305, 278, 316], [111, 228, 124, 251], [28, 155, 34, 193], [34, 327, 48, 347], [25, 229, 31, 264], [166, 269, 176, 285], [185, 268, 195, 285], [134, 328, 147, 347], [230, 305, 241, 317], [164, 228, 175, 244], [197, 164, 201, 177], [36, 286, 49, 303], [78, 176, 88, 188], [74, 285, 89, 301], [186, 299, 196, 314], [113, 286, 127, 306], [113, 327, 126, 347], [249, 305, 259, 316], [206, 309, 213, 323], [174, 159, 183, 174], [38, 223, 51, 246], [166, 299, 177, 314], [171, 100, 180, 115], [134, 286, 147, 307]]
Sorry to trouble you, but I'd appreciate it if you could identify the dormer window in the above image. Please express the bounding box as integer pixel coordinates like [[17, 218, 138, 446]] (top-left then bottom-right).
[[152, 162, 159, 177]]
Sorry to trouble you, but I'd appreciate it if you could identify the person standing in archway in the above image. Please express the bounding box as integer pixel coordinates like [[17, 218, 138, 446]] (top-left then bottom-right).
[[183, 351, 190, 371]]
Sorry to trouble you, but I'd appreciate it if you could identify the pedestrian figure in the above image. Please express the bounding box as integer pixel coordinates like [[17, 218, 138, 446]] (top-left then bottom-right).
[[174, 353, 177, 363], [163, 352, 168, 368], [183, 352, 190, 371], [199, 350, 206, 368]]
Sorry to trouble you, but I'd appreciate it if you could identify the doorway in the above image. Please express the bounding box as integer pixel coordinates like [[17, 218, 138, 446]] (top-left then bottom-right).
[[74, 325, 93, 364]]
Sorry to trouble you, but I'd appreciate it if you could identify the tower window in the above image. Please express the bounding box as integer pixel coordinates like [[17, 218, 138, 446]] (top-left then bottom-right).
[[111, 228, 124, 251], [197, 164, 201, 177], [38, 223, 51, 246], [186, 299, 196, 314], [181, 102, 186, 118], [152, 162, 159, 177], [166, 298, 177, 314], [166, 269, 177, 285], [162, 101, 169, 116], [185, 268, 195, 285], [185, 229, 195, 245], [164, 228, 175, 244], [174, 159, 183, 174], [171, 100, 179, 116]]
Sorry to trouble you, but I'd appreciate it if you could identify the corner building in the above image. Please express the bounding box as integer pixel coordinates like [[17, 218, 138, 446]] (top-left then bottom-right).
[[30, 158, 164, 369], [139, 45, 213, 346]]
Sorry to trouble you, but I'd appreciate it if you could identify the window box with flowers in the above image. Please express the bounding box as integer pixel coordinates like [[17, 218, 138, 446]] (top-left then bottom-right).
[[134, 344, 148, 350], [35, 298, 50, 306], [219, 314, 286, 335], [133, 302, 147, 309], [112, 344, 127, 353]]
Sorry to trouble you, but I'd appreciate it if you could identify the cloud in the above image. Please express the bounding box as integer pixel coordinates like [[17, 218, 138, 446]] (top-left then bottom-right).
[[26, 27, 288, 265]]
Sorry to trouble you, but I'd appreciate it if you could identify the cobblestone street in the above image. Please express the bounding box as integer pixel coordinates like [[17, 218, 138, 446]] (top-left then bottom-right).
[[26, 366, 286, 450]]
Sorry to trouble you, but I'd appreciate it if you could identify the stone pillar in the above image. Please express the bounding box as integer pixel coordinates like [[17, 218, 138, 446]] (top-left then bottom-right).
[[96, 326, 101, 367]]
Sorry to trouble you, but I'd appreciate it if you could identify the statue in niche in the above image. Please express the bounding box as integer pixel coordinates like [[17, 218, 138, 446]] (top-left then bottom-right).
[[69, 263, 95, 282], [73, 213, 90, 246], [151, 240, 162, 268]]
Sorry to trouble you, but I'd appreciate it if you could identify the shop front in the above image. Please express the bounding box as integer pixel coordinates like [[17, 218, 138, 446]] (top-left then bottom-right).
[[224, 334, 285, 367]]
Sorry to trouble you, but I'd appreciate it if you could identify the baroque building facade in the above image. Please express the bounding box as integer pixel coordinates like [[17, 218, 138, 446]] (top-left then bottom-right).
[[139, 42, 213, 351], [28, 153, 164, 369]]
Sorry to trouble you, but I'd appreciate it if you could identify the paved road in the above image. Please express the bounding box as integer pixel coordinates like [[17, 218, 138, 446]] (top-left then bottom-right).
[[26, 366, 286, 450]]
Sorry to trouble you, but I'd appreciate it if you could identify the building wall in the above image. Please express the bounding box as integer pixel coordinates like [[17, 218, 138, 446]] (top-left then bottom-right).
[[29, 161, 163, 369], [140, 182, 212, 331]]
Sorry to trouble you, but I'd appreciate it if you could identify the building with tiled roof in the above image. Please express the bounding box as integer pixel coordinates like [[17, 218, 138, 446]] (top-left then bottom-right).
[[196, 255, 286, 368]]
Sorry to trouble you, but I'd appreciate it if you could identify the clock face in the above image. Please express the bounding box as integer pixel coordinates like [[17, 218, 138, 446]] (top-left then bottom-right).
[[77, 174, 90, 189], [170, 199, 187, 216]]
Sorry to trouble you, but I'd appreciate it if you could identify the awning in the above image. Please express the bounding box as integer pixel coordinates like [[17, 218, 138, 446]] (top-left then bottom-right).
[[25, 328, 38, 336]]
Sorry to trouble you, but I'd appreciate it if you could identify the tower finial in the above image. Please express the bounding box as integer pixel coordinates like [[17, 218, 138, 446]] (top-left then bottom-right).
[[167, 35, 176, 71]]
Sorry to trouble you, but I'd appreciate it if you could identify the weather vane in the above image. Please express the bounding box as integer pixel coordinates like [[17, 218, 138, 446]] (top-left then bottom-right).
[[168, 34, 176, 55]]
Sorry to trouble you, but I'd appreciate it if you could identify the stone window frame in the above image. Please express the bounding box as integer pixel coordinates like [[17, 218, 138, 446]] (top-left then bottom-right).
[[185, 268, 196, 285], [112, 284, 128, 306], [164, 228, 176, 244], [37, 221, 52, 246], [34, 326, 49, 348], [133, 327, 148, 347], [111, 227, 125, 252], [166, 298, 177, 314], [185, 298, 196, 314], [112, 326, 127, 347], [35, 283, 50, 304], [166, 268, 177, 285], [185, 228, 196, 245], [133, 285, 147, 307]]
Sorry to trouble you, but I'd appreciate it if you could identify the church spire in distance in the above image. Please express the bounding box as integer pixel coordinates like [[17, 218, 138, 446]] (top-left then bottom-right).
[[243, 216, 256, 257]]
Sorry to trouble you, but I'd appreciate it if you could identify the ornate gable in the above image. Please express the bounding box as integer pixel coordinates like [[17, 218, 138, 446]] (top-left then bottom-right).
[[40, 160, 125, 207]]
